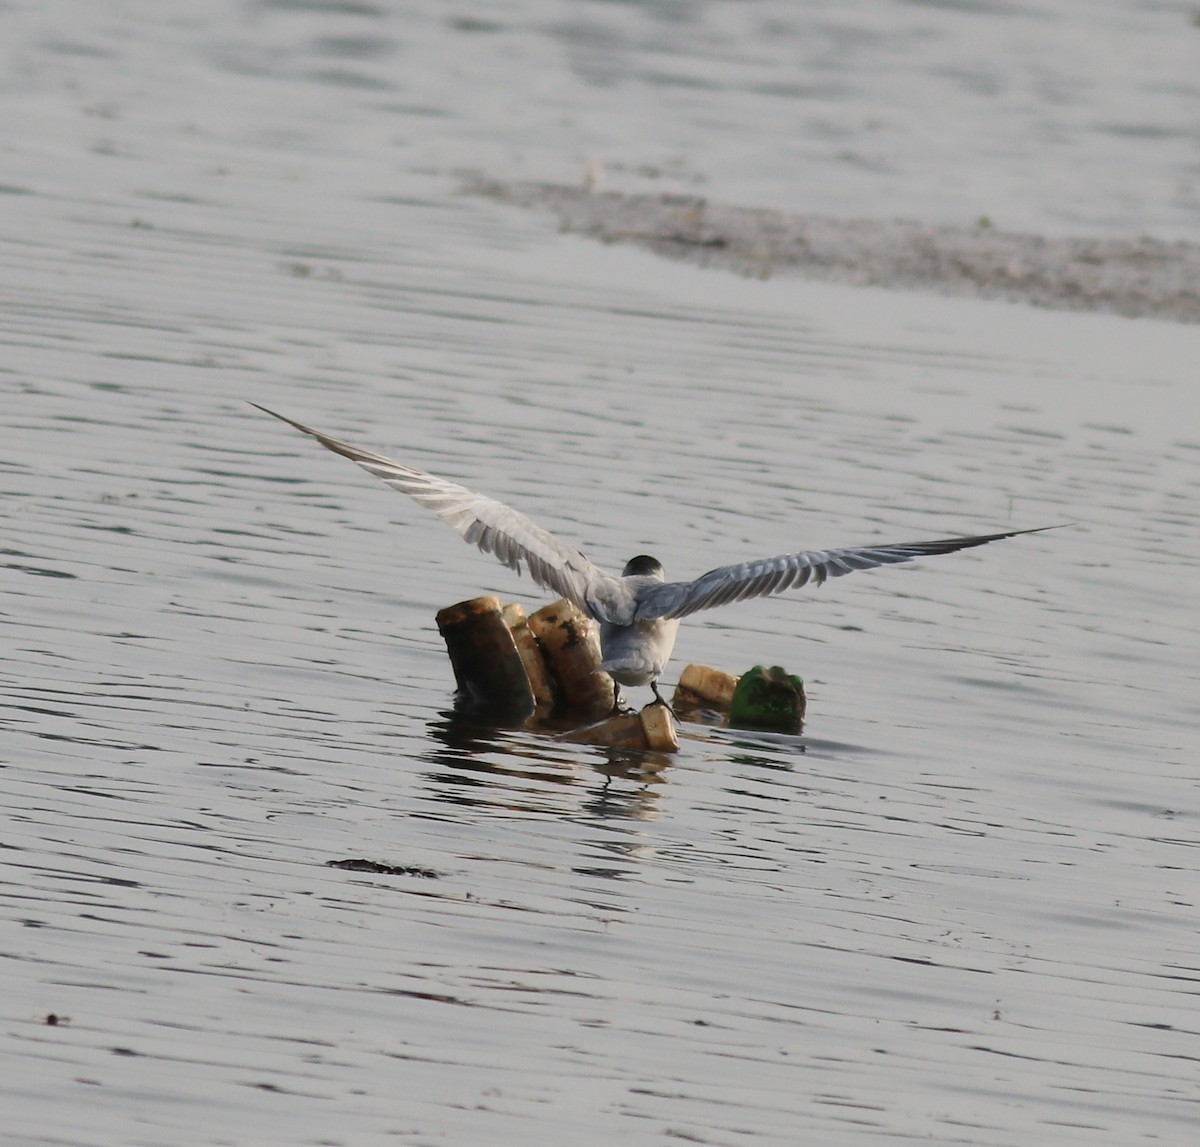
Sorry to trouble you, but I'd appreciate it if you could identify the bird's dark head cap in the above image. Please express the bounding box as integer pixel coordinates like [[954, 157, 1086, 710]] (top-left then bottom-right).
[[622, 555, 665, 578]]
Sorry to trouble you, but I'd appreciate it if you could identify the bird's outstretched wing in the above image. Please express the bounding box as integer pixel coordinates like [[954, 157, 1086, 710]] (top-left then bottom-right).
[[252, 404, 617, 614], [634, 528, 1057, 621]]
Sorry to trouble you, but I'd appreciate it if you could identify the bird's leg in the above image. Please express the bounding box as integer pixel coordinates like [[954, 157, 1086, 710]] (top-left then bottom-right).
[[650, 679, 677, 717], [609, 679, 626, 716]]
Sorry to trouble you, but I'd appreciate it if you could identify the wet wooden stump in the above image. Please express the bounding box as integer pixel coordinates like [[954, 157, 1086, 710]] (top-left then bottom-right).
[[434, 601, 803, 748], [555, 703, 678, 752], [526, 599, 615, 722], [434, 595, 677, 751], [500, 602, 556, 714], [672, 663, 739, 717], [435, 596, 536, 718]]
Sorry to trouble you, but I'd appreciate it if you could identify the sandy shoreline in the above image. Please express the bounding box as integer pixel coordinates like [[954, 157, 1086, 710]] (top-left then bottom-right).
[[471, 178, 1200, 324]]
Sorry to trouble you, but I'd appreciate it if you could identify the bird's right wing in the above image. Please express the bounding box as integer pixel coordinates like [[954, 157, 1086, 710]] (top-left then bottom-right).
[[633, 527, 1057, 620], [253, 405, 620, 615]]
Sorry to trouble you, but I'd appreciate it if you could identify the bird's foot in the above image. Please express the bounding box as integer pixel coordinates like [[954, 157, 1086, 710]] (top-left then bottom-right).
[[650, 681, 678, 719]]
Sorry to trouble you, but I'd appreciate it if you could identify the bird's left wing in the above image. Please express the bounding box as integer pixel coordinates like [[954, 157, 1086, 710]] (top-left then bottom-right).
[[252, 404, 619, 615], [633, 527, 1057, 620]]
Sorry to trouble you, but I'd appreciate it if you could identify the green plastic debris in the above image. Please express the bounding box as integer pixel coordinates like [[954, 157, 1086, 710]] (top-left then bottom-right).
[[729, 665, 806, 734]]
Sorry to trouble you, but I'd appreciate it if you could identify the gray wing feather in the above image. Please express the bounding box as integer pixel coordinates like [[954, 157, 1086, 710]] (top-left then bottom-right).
[[634, 528, 1054, 620], [253, 405, 613, 613]]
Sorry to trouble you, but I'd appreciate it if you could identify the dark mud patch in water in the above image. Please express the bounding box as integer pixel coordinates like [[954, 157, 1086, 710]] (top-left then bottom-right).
[[328, 858, 442, 878], [472, 178, 1200, 323]]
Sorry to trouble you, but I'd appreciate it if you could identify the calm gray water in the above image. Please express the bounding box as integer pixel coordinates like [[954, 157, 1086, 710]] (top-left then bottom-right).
[[3, 2, 1200, 1145]]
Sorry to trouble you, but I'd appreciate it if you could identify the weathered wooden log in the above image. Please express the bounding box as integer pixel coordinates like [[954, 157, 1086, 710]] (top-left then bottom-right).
[[526, 599, 614, 721], [434, 596, 535, 717], [672, 663, 739, 716], [638, 703, 678, 751], [555, 703, 679, 752], [500, 602, 556, 713], [433, 597, 801, 745]]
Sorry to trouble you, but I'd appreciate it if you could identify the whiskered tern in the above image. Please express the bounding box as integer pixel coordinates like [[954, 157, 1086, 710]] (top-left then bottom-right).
[[254, 404, 1053, 709]]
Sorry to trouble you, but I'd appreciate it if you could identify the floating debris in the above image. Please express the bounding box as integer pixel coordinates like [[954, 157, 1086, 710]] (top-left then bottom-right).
[[434, 596, 804, 749], [673, 663, 806, 735], [671, 662, 739, 717], [436, 596, 538, 719], [524, 598, 614, 721], [327, 859, 441, 878], [729, 665, 806, 735], [436, 595, 676, 750], [500, 602, 556, 713], [555, 702, 678, 753]]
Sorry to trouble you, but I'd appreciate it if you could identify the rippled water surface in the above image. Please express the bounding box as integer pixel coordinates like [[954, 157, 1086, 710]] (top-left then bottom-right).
[[3, 2, 1200, 1145]]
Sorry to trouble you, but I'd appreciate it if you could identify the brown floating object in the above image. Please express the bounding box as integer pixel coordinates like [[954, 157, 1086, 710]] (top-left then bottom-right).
[[672, 663, 739, 714], [435, 596, 676, 749], [555, 704, 679, 752], [638, 703, 678, 751], [526, 598, 615, 721], [433, 599, 799, 746], [435, 596, 535, 716], [500, 602, 556, 713]]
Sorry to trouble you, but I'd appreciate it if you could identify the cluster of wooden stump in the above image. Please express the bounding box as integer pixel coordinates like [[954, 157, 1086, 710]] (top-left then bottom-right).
[[435, 596, 806, 753]]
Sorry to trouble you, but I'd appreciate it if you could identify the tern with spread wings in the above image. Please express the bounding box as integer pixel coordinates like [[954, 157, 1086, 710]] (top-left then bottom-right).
[[254, 404, 1052, 708]]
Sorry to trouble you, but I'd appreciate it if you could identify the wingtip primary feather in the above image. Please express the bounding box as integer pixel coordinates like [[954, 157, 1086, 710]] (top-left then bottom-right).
[[250, 402, 321, 440]]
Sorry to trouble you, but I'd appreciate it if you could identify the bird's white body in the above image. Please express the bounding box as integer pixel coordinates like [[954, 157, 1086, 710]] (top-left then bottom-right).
[[600, 618, 681, 687], [600, 573, 681, 688], [254, 404, 1052, 707]]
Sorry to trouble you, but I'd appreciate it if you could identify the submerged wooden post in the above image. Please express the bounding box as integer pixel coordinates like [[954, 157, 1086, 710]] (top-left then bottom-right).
[[434, 596, 535, 717], [672, 663, 739, 716], [555, 703, 679, 752], [500, 602, 556, 713], [432, 596, 676, 750], [526, 599, 614, 722], [433, 600, 802, 750]]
